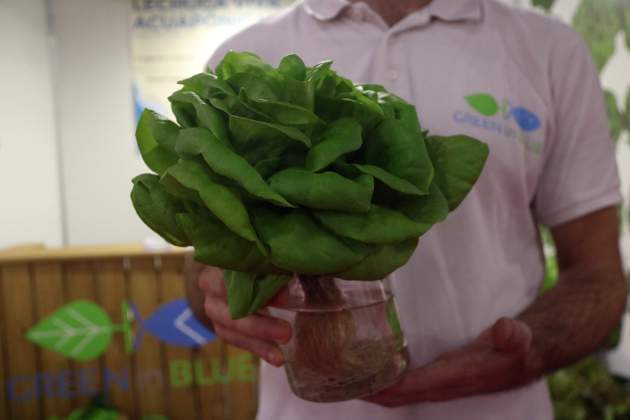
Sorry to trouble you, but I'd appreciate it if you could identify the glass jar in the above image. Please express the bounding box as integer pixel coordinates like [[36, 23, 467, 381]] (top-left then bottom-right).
[[267, 274, 409, 402]]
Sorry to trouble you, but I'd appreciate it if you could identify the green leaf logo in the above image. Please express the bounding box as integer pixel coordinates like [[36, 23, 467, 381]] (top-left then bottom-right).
[[465, 93, 499, 116], [27, 300, 115, 361]]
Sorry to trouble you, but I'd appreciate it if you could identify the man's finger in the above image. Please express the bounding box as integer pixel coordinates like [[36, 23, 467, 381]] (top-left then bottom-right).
[[214, 324, 285, 367], [267, 286, 289, 308], [229, 312, 292, 344], [492, 317, 532, 354], [204, 296, 227, 323], [206, 298, 292, 344], [198, 266, 226, 298]]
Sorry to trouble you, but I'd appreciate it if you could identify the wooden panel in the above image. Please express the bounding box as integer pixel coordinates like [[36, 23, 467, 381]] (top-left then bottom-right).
[[0, 243, 188, 264], [0, 263, 41, 419], [226, 345, 259, 420], [159, 257, 202, 420], [0, 266, 10, 419], [32, 261, 73, 418], [193, 341, 228, 420], [127, 257, 167, 416], [184, 257, 227, 420], [94, 258, 136, 416], [63, 260, 103, 408], [0, 251, 260, 419], [0, 243, 46, 253]]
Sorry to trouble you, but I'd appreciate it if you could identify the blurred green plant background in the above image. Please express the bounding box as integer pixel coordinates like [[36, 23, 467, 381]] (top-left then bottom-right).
[[530, 0, 630, 418], [542, 229, 630, 419], [548, 357, 630, 420]]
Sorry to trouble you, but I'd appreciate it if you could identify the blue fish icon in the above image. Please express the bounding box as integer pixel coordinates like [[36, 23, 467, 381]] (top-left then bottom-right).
[[511, 107, 541, 132], [132, 299, 215, 349]]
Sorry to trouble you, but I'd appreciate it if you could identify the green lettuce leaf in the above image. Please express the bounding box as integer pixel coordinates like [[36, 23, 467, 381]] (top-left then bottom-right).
[[130, 174, 188, 246], [223, 271, 291, 318], [425, 135, 489, 211], [367, 118, 434, 193], [252, 207, 369, 274], [338, 239, 418, 281], [136, 110, 179, 175], [166, 160, 258, 242], [168, 90, 229, 144], [176, 127, 293, 207], [177, 212, 270, 272], [313, 205, 425, 244], [130, 51, 490, 319], [305, 118, 363, 171], [268, 169, 373, 212]]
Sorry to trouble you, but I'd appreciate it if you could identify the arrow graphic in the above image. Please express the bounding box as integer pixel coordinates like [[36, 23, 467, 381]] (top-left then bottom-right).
[[174, 308, 207, 346], [142, 298, 215, 348]]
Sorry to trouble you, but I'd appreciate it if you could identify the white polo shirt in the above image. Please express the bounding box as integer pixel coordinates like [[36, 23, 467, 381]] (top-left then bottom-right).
[[208, 1, 622, 419]]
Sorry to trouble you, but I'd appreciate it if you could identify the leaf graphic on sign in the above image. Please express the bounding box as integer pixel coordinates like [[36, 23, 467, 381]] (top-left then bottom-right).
[[465, 93, 499, 116], [26, 300, 115, 361]]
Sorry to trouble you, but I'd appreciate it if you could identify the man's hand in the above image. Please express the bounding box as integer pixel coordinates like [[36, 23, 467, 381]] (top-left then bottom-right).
[[365, 206, 627, 407], [363, 317, 538, 407], [187, 262, 292, 367]]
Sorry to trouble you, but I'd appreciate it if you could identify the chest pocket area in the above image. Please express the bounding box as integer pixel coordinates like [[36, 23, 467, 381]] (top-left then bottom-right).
[[425, 50, 549, 201], [451, 59, 546, 152]]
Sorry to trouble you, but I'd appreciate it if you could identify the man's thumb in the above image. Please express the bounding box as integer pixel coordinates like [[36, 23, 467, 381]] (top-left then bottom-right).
[[491, 317, 532, 354]]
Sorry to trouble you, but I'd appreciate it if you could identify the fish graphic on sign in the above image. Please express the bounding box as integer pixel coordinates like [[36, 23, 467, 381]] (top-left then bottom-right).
[[26, 299, 215, 361], [130, 298, 215, 349]]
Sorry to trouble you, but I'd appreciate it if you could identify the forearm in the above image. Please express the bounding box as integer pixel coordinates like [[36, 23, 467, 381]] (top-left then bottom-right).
[[517, 265, 627, 377]]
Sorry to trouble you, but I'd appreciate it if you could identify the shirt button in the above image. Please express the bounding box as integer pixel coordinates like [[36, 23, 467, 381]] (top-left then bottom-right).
[[389, 69, 399, 82]]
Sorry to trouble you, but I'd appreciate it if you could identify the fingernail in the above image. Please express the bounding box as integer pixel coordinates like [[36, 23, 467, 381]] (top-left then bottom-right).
[[267, 349, 284, 366]]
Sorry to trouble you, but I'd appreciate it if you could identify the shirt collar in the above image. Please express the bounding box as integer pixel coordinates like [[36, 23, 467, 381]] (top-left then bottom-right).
[[428, 0, 482, 22], [302, 0, 482, 23], [302, 0, 350, 20]]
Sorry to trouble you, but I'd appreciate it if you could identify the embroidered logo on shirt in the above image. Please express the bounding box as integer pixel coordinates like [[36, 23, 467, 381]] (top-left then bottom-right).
[[453, 92, 543, 153]]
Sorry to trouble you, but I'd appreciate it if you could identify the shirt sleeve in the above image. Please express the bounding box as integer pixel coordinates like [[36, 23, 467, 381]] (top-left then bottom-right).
[[205, 39, 235, 71], [204, 18, 275, 71], [533, 28, 622, 227]]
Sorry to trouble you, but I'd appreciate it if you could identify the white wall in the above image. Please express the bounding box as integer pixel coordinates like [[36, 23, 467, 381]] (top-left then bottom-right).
[[50, 0, 289, 246], [50, 0, 153, 245], [0, 0, 63, 248]]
